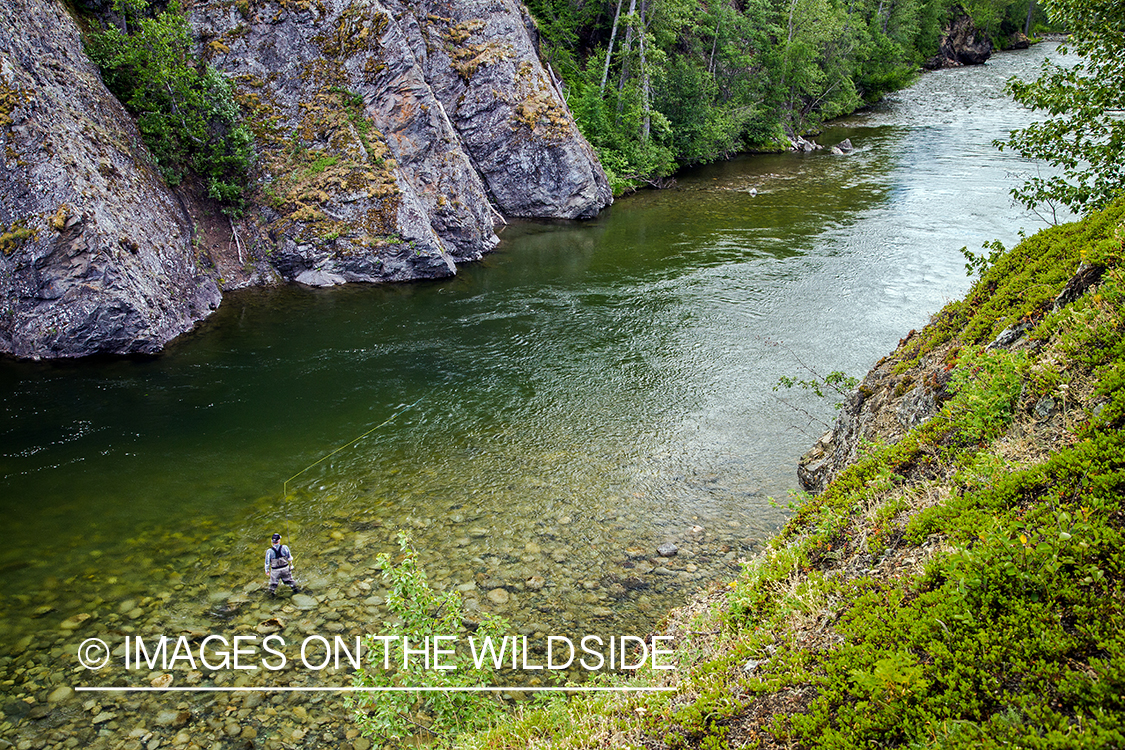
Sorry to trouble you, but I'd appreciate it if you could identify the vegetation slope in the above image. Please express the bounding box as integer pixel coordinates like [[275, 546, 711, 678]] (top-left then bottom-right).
[[453, 197, 1125, 748]]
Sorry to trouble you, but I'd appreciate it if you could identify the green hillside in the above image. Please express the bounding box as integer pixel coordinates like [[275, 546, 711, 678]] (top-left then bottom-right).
[[458, 198, 1125, 749]]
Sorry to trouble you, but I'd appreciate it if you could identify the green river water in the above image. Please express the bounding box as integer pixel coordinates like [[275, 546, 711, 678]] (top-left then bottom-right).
[[1, 42, 1065, 719]]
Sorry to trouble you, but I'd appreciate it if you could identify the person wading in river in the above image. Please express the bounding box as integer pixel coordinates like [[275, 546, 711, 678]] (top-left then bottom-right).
[[265, 532, 300, 597]]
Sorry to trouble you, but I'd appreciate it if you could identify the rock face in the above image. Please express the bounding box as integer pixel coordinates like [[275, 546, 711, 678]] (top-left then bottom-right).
[[0, 0, 221, 359], [398, 0, 613, 219], [189, 0, 612, 281], [798, 329, 956, 494], [924, 7, 993, 69], [0, 0, 611, 359]]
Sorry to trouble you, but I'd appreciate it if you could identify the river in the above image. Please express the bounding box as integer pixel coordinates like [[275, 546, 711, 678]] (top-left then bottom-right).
[[1, 41, 1063, 727]]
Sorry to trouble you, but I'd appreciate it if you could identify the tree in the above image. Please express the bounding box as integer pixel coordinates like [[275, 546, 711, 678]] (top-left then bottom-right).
[[86, 0, 254, 212], [996, 0, 1125, 219]]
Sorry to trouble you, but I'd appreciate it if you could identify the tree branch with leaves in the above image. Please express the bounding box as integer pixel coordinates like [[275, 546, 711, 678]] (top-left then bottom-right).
[[995, 0, 1125, 218]]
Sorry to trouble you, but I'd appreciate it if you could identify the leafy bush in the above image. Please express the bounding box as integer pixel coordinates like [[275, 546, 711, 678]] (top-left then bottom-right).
[[349, 533, 511, 747], [86, 0, 253, 212], [945, 347, 1028, 445], [996, 0, 1125, 218]]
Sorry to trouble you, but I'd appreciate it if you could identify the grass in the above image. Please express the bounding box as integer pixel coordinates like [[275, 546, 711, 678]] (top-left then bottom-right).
[[444, 197, 1125, 749]]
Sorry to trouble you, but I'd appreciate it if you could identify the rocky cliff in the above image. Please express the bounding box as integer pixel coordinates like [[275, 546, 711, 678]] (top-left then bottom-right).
[[797, 258, 1111, 494], [796, 328, 955, 494], [0, 0, 222, 359], [924, 6, 994, 69], [0, 0, 611, 359]]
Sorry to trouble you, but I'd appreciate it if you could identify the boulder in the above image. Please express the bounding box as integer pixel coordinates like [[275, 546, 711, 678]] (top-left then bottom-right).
[[924, 8, 993, 69]]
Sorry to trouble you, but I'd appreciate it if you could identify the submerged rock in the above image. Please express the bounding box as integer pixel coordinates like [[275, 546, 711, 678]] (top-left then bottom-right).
[[256, 617, 284, 634], [291, 594, 319, 610], [59, 613, 91, 631], [150, 673, 174, 688], [154, 709, 191, 728], [47, 686, 74, 704]]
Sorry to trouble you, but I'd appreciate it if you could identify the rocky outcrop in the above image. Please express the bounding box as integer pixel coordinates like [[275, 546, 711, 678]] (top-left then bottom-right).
[[395, 0, 613, 219], [924, 7, 993, 69], [797, 330, 956, 494], [190, 0, 496, 286], [0, 0, 221, 360], [797, 260, 1103, 493], [1, 0, 611, 359], [190, 0, 611, 287]]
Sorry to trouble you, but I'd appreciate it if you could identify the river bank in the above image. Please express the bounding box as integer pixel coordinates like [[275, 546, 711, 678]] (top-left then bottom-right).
[[460, 198, 1125, 749]]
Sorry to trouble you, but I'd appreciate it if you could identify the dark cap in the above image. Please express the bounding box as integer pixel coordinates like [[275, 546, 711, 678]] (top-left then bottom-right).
[[272, 533, 281, 542]]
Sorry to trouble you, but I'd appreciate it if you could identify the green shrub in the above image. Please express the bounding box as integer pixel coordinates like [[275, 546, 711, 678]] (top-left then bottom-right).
[[349, 533, 510, 747], [86, 0, 254, 213], [945, 347, 1028, 446]]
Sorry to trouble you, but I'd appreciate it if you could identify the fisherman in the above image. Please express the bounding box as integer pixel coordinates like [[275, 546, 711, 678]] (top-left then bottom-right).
[[265, 532, 300, 597]]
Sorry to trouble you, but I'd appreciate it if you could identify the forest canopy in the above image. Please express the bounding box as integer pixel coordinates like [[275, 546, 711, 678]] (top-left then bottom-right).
[[526, 0, 1045, 192]]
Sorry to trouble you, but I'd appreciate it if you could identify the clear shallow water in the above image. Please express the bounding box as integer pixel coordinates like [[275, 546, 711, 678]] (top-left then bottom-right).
[[2, 45, 1062, 651]]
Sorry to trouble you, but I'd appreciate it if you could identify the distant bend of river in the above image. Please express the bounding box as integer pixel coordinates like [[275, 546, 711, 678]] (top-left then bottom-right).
[[0, 43, 1064, 651]]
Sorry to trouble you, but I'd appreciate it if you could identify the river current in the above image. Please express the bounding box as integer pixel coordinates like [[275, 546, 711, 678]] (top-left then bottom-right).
[[1, 43, 1063, 702]]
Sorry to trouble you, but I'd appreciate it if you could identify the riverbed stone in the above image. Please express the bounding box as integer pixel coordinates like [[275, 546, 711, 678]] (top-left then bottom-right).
[[47, 686, 73, 704], [59, 614, 91, 630], [487, 588, 510, 605], [657, 543, 679, 557], [154, 710, 190, 728], [291, 594, 318, 610], [257, 618, 284, 635]]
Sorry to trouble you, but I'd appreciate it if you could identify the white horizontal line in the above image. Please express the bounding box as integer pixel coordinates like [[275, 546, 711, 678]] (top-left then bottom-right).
[[75, 686, 675, 693]]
